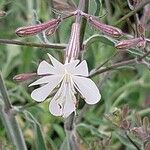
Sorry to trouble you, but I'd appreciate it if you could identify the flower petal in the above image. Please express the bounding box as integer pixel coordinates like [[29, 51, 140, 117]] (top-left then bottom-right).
[[63, 90, 76, 118], [64, 59, 79, 73], [49, 80, 76, 117], [49, 82, 64, 116], [73, 60, 89, 76], [29, 75, 61, 87], [37, 61, 56, 75], [47, 53, 64, 74], [49, 98, 63, 116], [73, 76, 101, 104], [30, 75, 62, 102]]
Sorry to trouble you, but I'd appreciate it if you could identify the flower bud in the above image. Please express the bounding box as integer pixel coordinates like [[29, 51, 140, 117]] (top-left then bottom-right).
[[15, 18, 61, 37], [45, 25, 58, 36], [65, 23, 80, 62], [115, 37, 145, 50], [130, 127, 149, 142], [88, 16, 123, 38], [13, 73, 37, 82]]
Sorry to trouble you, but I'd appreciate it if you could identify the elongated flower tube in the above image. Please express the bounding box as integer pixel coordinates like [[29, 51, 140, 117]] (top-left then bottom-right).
[[115, 37, 146, 50], [65, 23, 80, 63], [88, 16, 123, 38], [29, 53, 101, 118], [16, 18, 61, 36]]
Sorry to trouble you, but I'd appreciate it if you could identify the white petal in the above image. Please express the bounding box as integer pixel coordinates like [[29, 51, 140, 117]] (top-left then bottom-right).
[[49, 81, 65, 116], [73, 76, 101, 104], [29, 75, 60, 87], [49, 81, 76, 117], [73, 60, 89, 76], [37, 61, 56, 75], [63, 91, 76, 118], [47, 53, 64, 74], [49, 98, 63, 116], [64, 60, 79, 73], [30, 76, 62, 102]]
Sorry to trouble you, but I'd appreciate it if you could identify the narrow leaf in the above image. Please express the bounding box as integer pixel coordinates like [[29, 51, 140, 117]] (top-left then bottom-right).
[[24, 111, 47, 150]]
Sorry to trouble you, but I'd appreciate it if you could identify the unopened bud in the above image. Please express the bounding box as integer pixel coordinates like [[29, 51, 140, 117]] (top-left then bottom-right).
[[130, 127, 149, 142], [13, 73, 37, 82], [115, 37, 145, 50], [15, 18, 61, 37], [45, 25, 58, 36], [88, 16, 122, 38], [0, 10, 6, 17]]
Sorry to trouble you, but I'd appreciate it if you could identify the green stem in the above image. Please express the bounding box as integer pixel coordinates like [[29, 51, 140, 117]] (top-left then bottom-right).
[[0, 73, 12, 111], [0, 73, 27, 150], [89, 59, 136, 78], [78, 0, 89, 50], [89, 50, 150, 78], [64, 113, 78, 150], [0, 39, 66, 50], [128, 108, 150, 120], [115, 0, 150, 25]]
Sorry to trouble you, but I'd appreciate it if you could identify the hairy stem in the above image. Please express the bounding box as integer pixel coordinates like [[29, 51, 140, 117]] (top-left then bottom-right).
[[0, 73, 27, 150], [0, 73, 12, 111], [0, 39, 66, 50], [89, 59, 136, 77], [64, 113, 78, 150], [89, 51, 150, 78]]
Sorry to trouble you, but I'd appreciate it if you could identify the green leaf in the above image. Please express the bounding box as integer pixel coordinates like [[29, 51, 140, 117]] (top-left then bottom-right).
[[34, 123, 47, 150], [53, 124, 65, 141], [94, 0, 102, 16], [128, 49, 150, 61], [24, 111, 47, 150], [77, 123, 107, 138], [84, 34, 116, 48]]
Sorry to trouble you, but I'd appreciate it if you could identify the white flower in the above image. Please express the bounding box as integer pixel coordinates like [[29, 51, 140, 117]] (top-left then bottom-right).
[[29, 53, 101, 117]]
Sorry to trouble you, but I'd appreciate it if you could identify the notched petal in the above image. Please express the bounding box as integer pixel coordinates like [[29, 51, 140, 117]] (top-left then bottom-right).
[[74, 60, 89, 76], [30, 75, 62, 102], [37, 61, 56, 75], [47, 53, 65, 74]]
